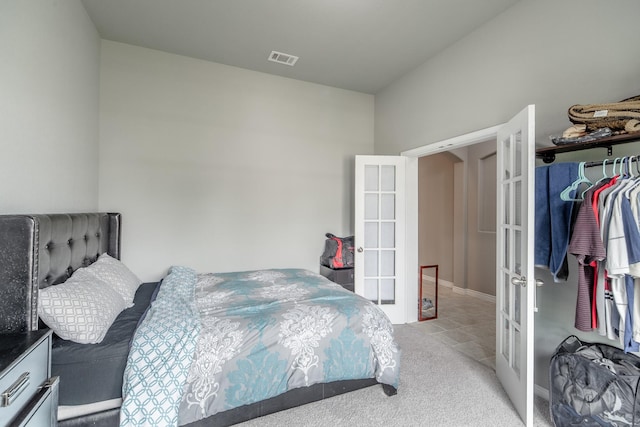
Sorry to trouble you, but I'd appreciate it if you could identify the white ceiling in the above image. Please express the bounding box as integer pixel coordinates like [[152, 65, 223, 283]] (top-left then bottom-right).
[[81, 0, 520, 94]]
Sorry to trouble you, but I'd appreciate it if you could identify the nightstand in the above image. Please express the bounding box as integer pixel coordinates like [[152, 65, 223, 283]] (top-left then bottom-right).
[[0, 329, 58, 427], [319, 265, 354, 292]]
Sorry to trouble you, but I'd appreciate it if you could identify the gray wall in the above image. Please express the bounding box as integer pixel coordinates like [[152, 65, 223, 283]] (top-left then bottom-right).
[[375, 0, 640, 155], [375, 0, 640, 392], [419, 140, 497, 297], [465, 141, 497, 296], [0, 1, 100, 213], [418, 153, 456, 283], [98, 41, 374, 280]]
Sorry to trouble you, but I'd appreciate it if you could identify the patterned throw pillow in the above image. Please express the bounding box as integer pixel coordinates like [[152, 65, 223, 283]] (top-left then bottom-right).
[[77, 253, 142, 307], [38, 277, 128, 344]]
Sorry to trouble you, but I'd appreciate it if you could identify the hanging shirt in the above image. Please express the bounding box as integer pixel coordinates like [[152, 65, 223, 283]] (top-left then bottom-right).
[[604, 179, 640, 350], [605, 181, 640, 274], [569, 186, 607, 331], [598, 177, 631, 339], [590, 177, 615, 330]]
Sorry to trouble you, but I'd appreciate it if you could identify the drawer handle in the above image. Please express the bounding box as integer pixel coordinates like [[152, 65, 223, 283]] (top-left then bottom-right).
[[1, 372, 30, 407]]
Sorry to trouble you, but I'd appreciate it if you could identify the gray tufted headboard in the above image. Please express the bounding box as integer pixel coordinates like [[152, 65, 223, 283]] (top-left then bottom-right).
[[0, 213, 121, 334]]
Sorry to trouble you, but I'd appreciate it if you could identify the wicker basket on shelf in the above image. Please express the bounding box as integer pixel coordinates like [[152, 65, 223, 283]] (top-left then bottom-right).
[[568, 95, 640, 132]]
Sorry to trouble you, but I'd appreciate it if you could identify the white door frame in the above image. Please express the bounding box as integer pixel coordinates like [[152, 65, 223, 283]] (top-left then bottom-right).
[[400, 124, 503, 324]]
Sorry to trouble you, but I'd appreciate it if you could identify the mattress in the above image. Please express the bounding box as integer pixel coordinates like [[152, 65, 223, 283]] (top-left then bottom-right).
[[51, 282, 159, 405]]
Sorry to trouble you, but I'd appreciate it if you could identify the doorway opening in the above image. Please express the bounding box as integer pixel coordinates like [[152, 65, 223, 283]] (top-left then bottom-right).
[[416, 140, 498, 368]]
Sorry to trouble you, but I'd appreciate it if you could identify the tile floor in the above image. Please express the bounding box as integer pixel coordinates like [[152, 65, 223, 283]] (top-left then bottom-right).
[[414, 284, 497, 369]]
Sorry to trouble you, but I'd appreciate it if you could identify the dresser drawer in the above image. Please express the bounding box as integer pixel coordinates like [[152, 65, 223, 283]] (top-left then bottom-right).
[[0, 331, 51, 426], [11, 376, 58, 427]]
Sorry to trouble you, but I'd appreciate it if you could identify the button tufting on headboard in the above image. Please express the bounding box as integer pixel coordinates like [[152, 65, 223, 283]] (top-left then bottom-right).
[[0, 213, 122, 334]]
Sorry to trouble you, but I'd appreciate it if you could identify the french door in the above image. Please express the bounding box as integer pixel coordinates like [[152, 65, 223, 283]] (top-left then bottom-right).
[[354, 156, 406, 324], [496, 105, 536, 426]]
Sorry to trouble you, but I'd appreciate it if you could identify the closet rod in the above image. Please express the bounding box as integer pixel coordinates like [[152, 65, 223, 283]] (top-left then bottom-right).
[[584, 157, 640, 168]]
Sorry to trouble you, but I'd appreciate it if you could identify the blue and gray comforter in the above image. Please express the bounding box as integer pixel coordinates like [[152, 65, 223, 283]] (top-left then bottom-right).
[[121, 267, 400, 426]]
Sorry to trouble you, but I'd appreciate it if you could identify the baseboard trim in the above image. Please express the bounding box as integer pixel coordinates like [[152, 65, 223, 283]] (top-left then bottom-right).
[[438, 278, 455, 288], [423, 275, 496, 303], [465, 288, 496, 303], [535, 384, 549, 400]]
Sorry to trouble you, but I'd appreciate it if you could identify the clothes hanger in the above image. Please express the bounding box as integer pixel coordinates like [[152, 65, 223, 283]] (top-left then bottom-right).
[[623, 156, 632, 177], [580, 159, 611, 200], [623, 155, 640, 201], [560, 162, 591, 201], [622, 156, 640, 197], [612, 157, 621, 177], [595, 159, 610, 184], [617, 157, 634, 185]]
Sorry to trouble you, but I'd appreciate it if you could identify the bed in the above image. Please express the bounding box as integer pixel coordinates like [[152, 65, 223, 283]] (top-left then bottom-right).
[[0, 213, 399, 426]]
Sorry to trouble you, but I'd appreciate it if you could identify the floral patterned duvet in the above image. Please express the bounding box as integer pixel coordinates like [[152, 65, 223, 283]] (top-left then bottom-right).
[[122, 267, 400, 426]]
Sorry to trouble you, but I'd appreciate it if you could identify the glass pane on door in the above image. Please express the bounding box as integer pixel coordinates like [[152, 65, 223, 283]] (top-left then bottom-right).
[[364, 279, 378, 302], [381, 222, 395, 248], [504, 183, 510, 224], [504, 229, 510, 269], [380, 251, 395, 276], [365, 251, 378, 277], [515, 230, 522, 276], [365, 222, 378, 248], [514, 328, 521, 375], [381, 279, 395, 304], [514, 285, 521, 324], [365, 194, 379, 220], [502, 318, 510, 358], [381, 194, 395, 219], [503, 138, 512, 179], [515, 181, 522, 226], [381, 166, 396, 191], [365, 166, 379, 191], [503, 272, 510, 314], [514, 131, 522, 178]]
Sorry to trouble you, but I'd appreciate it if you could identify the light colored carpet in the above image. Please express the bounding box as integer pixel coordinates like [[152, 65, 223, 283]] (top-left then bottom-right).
[[239, 324, 553, 426]]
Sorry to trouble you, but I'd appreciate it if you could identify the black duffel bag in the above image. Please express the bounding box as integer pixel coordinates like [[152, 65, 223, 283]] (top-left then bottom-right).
[[320, 233, 354, 269], [549, 335, 640, 426]]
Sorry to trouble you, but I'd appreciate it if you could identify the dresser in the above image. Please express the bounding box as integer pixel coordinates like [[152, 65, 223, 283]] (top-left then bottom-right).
[[0, 329, 58, 427]]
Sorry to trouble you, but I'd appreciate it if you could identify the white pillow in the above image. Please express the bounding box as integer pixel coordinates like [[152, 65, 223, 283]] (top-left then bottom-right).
[[77, 253, 142, 307], [38, 277, 128, 344]]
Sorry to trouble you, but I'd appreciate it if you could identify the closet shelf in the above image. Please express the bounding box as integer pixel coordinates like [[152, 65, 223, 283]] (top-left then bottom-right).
[[536, 132, 640, 163]]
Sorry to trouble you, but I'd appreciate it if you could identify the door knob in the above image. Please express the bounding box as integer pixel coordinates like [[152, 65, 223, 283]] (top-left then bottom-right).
[[510, 276, 527, 287], [357, 247, 363, 253], [510, 276, 544, 287]]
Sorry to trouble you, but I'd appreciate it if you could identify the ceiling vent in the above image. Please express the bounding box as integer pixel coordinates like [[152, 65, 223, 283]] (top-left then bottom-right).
[[268, 51, 299, 66]]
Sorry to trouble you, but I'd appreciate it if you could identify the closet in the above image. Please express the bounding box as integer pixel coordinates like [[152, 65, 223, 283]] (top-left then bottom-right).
[[535, 131, 640, 426], [534, 132, 640, 385]]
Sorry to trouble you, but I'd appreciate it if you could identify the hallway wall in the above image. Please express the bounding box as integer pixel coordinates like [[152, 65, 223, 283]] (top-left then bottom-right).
[[418, 153, 456, 283], [465, 141, 497, 296], [419, 140, 497, 297]]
